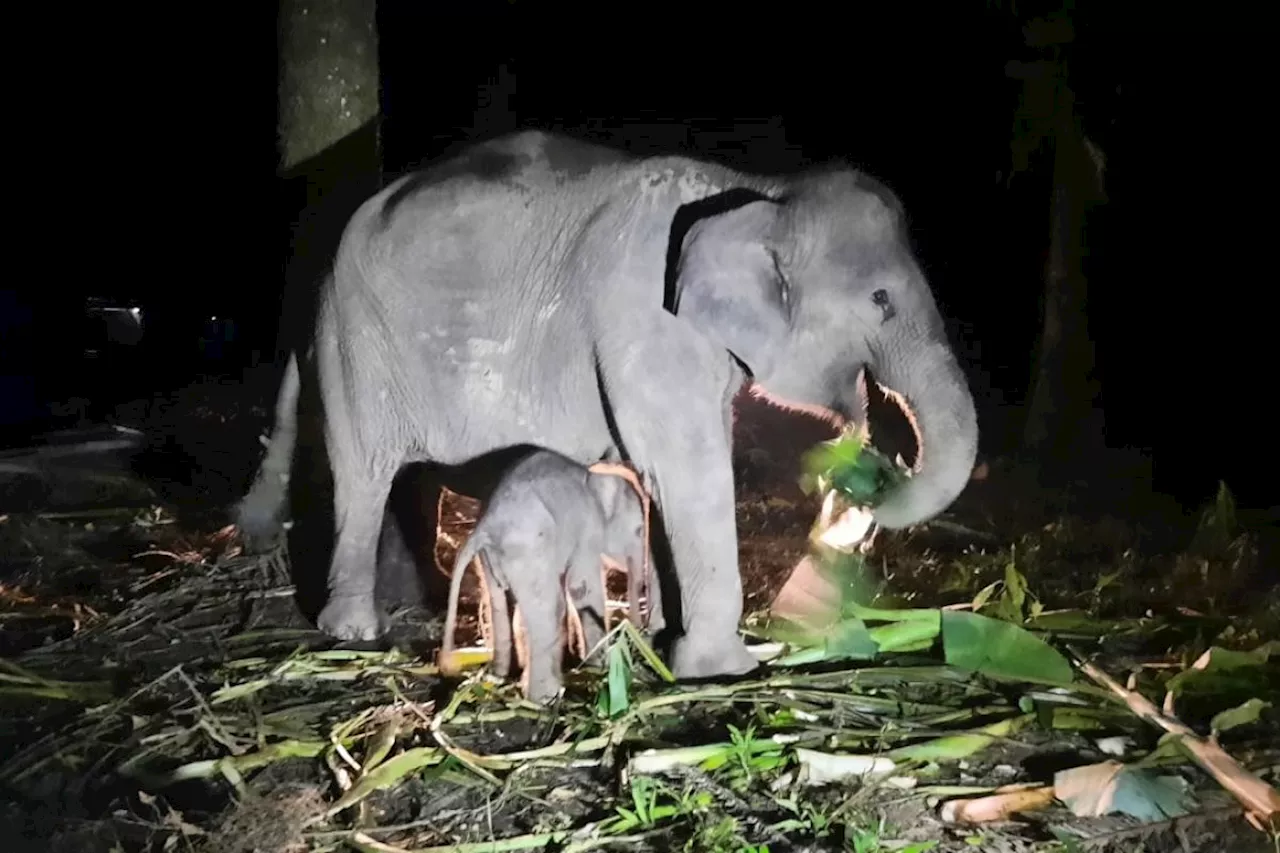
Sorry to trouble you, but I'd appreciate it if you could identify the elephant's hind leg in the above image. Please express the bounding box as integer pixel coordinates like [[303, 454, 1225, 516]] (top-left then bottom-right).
[[317, 453, 398, 641]]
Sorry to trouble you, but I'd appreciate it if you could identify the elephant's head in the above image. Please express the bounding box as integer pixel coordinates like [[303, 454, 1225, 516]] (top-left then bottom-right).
[[672, 169, 978, 529]]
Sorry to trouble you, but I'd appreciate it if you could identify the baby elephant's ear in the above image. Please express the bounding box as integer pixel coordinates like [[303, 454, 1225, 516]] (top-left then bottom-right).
[[590, 471, 628, 519], [673, 200, 789, 380]]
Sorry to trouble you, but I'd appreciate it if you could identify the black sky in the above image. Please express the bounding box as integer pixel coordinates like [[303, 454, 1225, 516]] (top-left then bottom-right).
[[7, 3, 1268, 511]]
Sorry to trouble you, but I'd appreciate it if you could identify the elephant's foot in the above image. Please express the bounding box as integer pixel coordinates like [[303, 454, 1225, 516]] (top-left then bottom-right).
[[525, 673, 565, 705], [317, 594, 389, 641], [233, 496, 287, 554], [670, 630, 759, 680]]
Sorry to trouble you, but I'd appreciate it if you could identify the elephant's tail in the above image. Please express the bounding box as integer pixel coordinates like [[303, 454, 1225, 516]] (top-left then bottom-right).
[[437, 534, 485, 676], [234, 350, 302, 549]]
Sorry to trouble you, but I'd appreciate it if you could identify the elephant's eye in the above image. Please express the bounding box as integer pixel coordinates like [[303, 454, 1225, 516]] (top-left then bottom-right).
[[769, 250, 790, 311], [871, 288, 896, 322]]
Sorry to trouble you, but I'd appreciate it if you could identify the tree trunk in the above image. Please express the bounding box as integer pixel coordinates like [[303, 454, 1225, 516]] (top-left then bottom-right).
[[273, 0, 382, 360], [472, 62, 519, 141], [278, 0, 380, 175], [1010, 15, 1109, 481], [1022, 109, 1106, 469]]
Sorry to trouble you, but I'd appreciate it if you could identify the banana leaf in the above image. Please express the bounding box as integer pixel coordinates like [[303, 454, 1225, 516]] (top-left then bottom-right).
[[800, 426, 907, 507]]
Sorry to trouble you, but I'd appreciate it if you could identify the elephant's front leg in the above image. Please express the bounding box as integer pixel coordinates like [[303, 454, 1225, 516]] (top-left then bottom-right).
[[656, 447, 758, 679], [613, 366, 757, 679], [517, 589, 567, 704]]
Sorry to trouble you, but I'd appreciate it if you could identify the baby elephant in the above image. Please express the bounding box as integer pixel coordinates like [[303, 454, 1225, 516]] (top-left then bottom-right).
[[438, 449, 659, 702]]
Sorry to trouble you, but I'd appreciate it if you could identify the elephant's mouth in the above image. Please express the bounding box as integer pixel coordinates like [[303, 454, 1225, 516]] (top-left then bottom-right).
[[854, 368, 924, 475], [746, 367, 924, 475], [745, 383, 846, 429]]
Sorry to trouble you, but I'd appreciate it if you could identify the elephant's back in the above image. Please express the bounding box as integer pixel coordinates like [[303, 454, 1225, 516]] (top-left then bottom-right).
[[363, 131, 627, 235]]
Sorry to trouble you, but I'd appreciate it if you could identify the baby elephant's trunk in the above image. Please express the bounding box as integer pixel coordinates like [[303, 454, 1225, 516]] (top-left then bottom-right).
[[586, 461, 654, 629]]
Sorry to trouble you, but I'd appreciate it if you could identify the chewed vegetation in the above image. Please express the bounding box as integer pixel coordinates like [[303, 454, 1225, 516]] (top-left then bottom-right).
[[1, 388, 1278, 853]]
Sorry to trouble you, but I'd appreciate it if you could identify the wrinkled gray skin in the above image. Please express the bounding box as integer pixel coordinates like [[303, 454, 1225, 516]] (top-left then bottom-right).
[[442, 449, 658, 702], [235, 130, 978, 680]]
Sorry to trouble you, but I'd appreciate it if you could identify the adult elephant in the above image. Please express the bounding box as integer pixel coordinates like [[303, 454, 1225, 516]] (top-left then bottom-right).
[[235, 130, 978, 680]]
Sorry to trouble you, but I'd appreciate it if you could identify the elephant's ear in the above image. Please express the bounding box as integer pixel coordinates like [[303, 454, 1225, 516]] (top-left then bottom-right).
[[673, 200, 789, 379]]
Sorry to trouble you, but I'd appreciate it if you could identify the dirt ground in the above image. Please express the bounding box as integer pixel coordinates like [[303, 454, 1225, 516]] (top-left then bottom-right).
[[0, 377, 1277, 852]]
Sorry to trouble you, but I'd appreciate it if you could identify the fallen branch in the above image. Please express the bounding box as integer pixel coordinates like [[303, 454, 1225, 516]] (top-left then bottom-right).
[[1070, 647, 1280, 828]]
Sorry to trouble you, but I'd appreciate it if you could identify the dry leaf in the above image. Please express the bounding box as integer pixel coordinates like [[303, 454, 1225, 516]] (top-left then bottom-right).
[[1054, 760, 1190, 821], [1054, 761, 1125, 816], [815, 505, 875, 551], [768, 554, 842, 628], [795, 748, 896, 786]]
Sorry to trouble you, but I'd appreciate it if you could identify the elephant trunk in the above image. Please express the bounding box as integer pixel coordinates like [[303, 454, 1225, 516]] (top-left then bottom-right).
[[866, 340, 978, 530]]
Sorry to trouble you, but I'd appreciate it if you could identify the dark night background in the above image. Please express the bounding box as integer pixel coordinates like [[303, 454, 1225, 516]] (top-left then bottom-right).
[[0, 3, 1267, 518]]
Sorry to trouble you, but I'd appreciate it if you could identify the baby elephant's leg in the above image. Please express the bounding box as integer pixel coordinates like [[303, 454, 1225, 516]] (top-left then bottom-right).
[[482, 559, 513, 680], [568, 545, 610, 665], [510, 567, 568, 703]]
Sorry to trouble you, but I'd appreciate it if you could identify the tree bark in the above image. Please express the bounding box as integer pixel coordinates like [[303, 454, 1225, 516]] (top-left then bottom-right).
[[278, 0, 379, 174], [1022, 108, 1106, 465], [472, 62, 518, 141], [273, 0, 382, 360], [1009, 16, 1109, 477]]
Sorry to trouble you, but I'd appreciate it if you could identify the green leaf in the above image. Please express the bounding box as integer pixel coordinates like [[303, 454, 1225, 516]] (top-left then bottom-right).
[[1004, 561, 1027, 615], [868, 615, 942, 652], [970, 580, 1001, 613], [769, 613, 880, 666], [804, 433, 864, 470], [985, 559, 1035, 624], [1023, 609, 1119, 636], [825, 618, 880, 660], [849, 603, 941, 624], [942, 610, 1074, 686], [163, 739, 328, 783], [323, 747, 443, 816], [622, 619, 676, 683], [1190, 480, 1237, 555], [783, 550, 881, 617], [1164, 646, 1275, 701], [1132, 732, 1193, 769], [210, 678, 272, 704], [887, 714, 1035, 762], [603, 639, 632, 718], [769, 645, 834, 667], [1092, 571, 1122, 595], [799, 428, 906, 507], [760, 617, 822, 647], [1192, 646, 1270, 672], [1210, 697, 1271, 734], [1246, 640, 1280, 661]]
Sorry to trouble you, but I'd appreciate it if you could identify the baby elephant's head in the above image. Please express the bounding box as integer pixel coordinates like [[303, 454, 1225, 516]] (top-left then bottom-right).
[[588, 467, 651, 572]]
